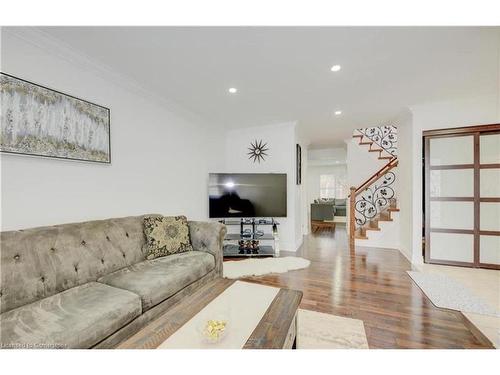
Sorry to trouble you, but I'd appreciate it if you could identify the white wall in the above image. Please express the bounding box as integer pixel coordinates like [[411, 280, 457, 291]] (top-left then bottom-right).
[[222, 122, 303, 251], [299, 140, 309, 237], [0, 28, 224, 230], [394, 109, 414, 261], [346, 138, 387, 188], [294, 125, 307, 249], [308, 147, 346, 165]]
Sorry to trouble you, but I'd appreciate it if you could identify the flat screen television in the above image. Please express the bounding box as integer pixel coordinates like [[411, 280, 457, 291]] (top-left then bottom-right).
[[209, 173, 287, 218]]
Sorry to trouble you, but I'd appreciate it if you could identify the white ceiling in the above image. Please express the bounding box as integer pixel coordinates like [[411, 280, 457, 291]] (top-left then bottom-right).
[[37, 26, 500, 147]]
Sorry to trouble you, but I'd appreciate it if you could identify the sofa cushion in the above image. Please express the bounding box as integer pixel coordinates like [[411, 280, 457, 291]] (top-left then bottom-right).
[[334, 206, 347, 217], [0, 282, 141, 349], [0, 215, 150, 314], [334, 198, 347, 206], [310, 203, 335, 221], [143, 215, 193, 260], [97, 251, 215, 312]]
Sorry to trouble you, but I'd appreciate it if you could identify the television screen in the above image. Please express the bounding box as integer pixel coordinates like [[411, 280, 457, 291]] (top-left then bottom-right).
[[209, 173, 287, 218]]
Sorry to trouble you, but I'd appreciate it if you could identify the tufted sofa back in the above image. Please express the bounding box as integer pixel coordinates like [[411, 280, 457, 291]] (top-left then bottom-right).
[[0, 215, 153, 314]]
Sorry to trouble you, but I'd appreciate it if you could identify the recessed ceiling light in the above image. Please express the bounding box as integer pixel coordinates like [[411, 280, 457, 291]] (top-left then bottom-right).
[[334, 110, 342, 116], [228, 87, 238, 94], [330, 65, 341, 72]]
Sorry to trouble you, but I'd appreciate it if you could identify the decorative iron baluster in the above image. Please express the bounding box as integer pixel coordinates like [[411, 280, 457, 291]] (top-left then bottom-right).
[[354, 171, 396, 227], [357, 126, 397, 156]]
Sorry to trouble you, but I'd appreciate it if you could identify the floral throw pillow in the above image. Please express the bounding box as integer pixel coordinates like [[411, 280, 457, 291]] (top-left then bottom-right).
[[143, 215, 193, 260]]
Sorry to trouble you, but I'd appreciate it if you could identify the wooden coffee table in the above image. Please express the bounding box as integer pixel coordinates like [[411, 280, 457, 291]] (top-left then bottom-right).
[[117, 278, 302, 349], [311, 220, 336, 232]]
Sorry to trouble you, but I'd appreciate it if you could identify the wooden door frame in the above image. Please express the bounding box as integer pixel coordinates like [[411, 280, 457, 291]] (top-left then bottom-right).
[[423, 123, 500, 270]]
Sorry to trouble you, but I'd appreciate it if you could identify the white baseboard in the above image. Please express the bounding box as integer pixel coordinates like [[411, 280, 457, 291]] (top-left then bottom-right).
[[279, 236, 303, 253], [357, 243, 420, 268]]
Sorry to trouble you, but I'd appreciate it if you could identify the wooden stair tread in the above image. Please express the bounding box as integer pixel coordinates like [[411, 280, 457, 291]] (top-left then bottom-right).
[[366, 227, 381, 231], [359, 142, 373, 145], [378, 217, 393, 222], [378, 156, 393, 160], [355, 234, 368, 240], [369, 149, 383, 152], [352, 134, 363, 138], [388, 208, 400, 212]]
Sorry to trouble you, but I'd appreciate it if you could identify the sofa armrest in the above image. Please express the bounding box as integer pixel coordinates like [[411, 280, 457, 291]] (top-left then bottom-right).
[[188, 221, 227, 276]]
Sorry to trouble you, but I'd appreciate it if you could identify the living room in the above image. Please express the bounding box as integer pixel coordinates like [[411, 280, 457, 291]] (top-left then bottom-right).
[[1, 2, 499, 375]]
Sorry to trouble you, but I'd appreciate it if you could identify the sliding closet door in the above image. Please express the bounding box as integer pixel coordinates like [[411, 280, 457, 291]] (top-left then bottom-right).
[[425, 134, 475, 266], [424, 124, 500, 269], [479, 131, 500, 268]]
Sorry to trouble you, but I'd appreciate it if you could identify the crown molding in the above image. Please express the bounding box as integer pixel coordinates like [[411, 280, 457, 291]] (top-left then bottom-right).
[[2, 27, 214, 128]]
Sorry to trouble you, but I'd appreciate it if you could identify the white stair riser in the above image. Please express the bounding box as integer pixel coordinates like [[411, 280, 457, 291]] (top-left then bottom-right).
[[356, 211, 400, 249]]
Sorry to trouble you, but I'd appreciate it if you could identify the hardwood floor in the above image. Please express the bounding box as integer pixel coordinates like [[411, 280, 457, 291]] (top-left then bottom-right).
[[233, 226, 493, 348]]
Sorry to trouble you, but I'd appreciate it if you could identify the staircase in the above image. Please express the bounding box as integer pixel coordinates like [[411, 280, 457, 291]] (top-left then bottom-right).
[[354, 198, 400, 239], [349, 126, 399, 249], [353, 133, 395, 161]]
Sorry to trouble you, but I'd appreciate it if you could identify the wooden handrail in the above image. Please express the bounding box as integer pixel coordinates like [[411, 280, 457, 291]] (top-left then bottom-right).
[[348, 156, 398, 253], [355, 157, 398, 195], [349, 186, 356, 253], [351, 157, 398, 196]]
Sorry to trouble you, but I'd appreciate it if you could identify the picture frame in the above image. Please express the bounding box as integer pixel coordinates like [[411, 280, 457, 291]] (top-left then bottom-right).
[[0, 72, 111, 163], [296, 143, 302, 185]]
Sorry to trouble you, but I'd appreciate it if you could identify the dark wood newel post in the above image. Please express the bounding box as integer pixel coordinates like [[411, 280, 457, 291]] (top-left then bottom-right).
[[349, 186, 356, 254]]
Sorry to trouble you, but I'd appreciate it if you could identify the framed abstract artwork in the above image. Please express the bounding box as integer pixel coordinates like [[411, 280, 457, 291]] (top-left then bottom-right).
[[0, 72, 111, 163]]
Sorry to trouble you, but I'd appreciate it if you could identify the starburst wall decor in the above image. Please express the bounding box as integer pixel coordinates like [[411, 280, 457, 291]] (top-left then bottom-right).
[[247, 139, 269, 163]]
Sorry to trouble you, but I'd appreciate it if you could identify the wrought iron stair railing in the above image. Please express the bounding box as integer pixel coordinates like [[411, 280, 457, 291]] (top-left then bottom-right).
[[348, 157, 398, 251], [356, 125, 397, 157], [354, 170, 396, 228]]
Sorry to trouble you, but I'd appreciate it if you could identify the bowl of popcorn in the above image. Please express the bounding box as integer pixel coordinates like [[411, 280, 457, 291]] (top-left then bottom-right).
[[201, 319, 227, 344]]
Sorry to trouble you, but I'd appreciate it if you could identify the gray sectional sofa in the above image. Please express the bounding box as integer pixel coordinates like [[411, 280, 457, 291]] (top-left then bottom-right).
[[310, 198, 347, 221], [0, 214, 226, 349]]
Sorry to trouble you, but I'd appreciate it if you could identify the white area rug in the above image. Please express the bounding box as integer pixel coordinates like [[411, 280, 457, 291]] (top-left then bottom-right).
[[407, 271, 500, 317], [223, 257, 310, 279], [297, 309, 369, 349]]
